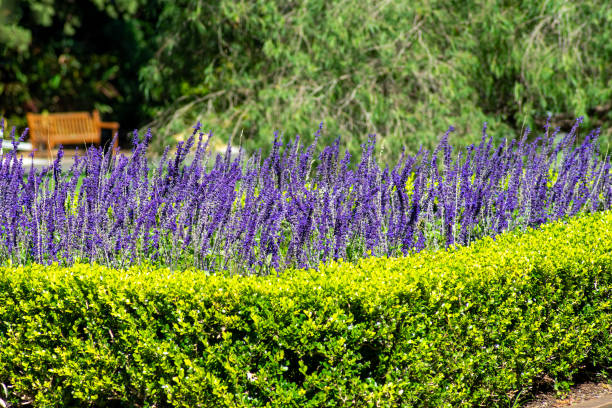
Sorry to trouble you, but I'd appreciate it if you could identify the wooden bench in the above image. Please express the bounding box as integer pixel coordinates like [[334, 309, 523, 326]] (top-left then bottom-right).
[[26, 110, 119, 155]]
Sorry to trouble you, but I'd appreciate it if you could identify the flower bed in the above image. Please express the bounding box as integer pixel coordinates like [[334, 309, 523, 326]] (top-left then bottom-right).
[[0, 117, 610, 275], [1, 117, 612, 406]]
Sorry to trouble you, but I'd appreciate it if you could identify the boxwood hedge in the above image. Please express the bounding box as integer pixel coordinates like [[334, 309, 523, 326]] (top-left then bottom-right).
[[1, 211, 611, 407]]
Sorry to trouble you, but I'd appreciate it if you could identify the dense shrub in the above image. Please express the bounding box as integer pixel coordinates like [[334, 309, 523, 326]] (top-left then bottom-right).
[[3, 1, 612, 160], [139, 0, 612, 161], [1, 117, 611, 274], [0, 0, 153, 134], [0, 210, 611, 407]]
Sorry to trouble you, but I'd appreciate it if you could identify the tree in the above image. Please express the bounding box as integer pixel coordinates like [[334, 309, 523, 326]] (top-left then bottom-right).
[[0, 0, 153, 141], [138, 0, 612, 161]]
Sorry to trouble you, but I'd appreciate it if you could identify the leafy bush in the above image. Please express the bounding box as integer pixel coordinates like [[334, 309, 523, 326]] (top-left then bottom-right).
[[0, 0, 153, 133], [0, 210, 611, 407], [139, 0, 612, 161], [3, 1, 612, 161], [1, 117, 611, 274]]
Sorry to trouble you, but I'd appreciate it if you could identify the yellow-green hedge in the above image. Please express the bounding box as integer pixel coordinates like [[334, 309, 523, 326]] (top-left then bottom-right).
[[1, 212, 612, 407]]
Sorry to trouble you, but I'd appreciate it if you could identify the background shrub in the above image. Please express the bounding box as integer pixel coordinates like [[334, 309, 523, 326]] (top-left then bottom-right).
[[2, 0, 612, 162]]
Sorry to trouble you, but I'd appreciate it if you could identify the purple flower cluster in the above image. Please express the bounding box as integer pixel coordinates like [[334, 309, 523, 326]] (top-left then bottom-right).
[[0, 117, 610, 275]]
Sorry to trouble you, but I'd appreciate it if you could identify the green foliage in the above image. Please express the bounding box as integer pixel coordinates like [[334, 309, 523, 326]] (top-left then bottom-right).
[[1, 210, 611, 407], [140, 0, 612, 162], [0, 0, 153, 132], [3, 0, 612, 160]]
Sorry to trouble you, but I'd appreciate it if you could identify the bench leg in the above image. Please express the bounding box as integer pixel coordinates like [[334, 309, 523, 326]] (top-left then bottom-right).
[[113, 136, 119, 153]]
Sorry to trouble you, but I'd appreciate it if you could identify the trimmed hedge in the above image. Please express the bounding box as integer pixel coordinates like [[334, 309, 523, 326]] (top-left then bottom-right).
[[1, 212, 612, 407]]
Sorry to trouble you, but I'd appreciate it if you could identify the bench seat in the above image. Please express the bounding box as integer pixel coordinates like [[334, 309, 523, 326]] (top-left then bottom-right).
[[26, 110, 119, 155]]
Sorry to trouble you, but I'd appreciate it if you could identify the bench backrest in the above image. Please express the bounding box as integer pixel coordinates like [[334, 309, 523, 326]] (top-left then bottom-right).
[[26, 111, 101, 146]]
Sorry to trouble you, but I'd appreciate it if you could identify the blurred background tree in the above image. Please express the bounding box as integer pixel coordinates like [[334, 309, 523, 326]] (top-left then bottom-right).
[[2, 0, 612, 163], [0, 0, 153, 140]]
